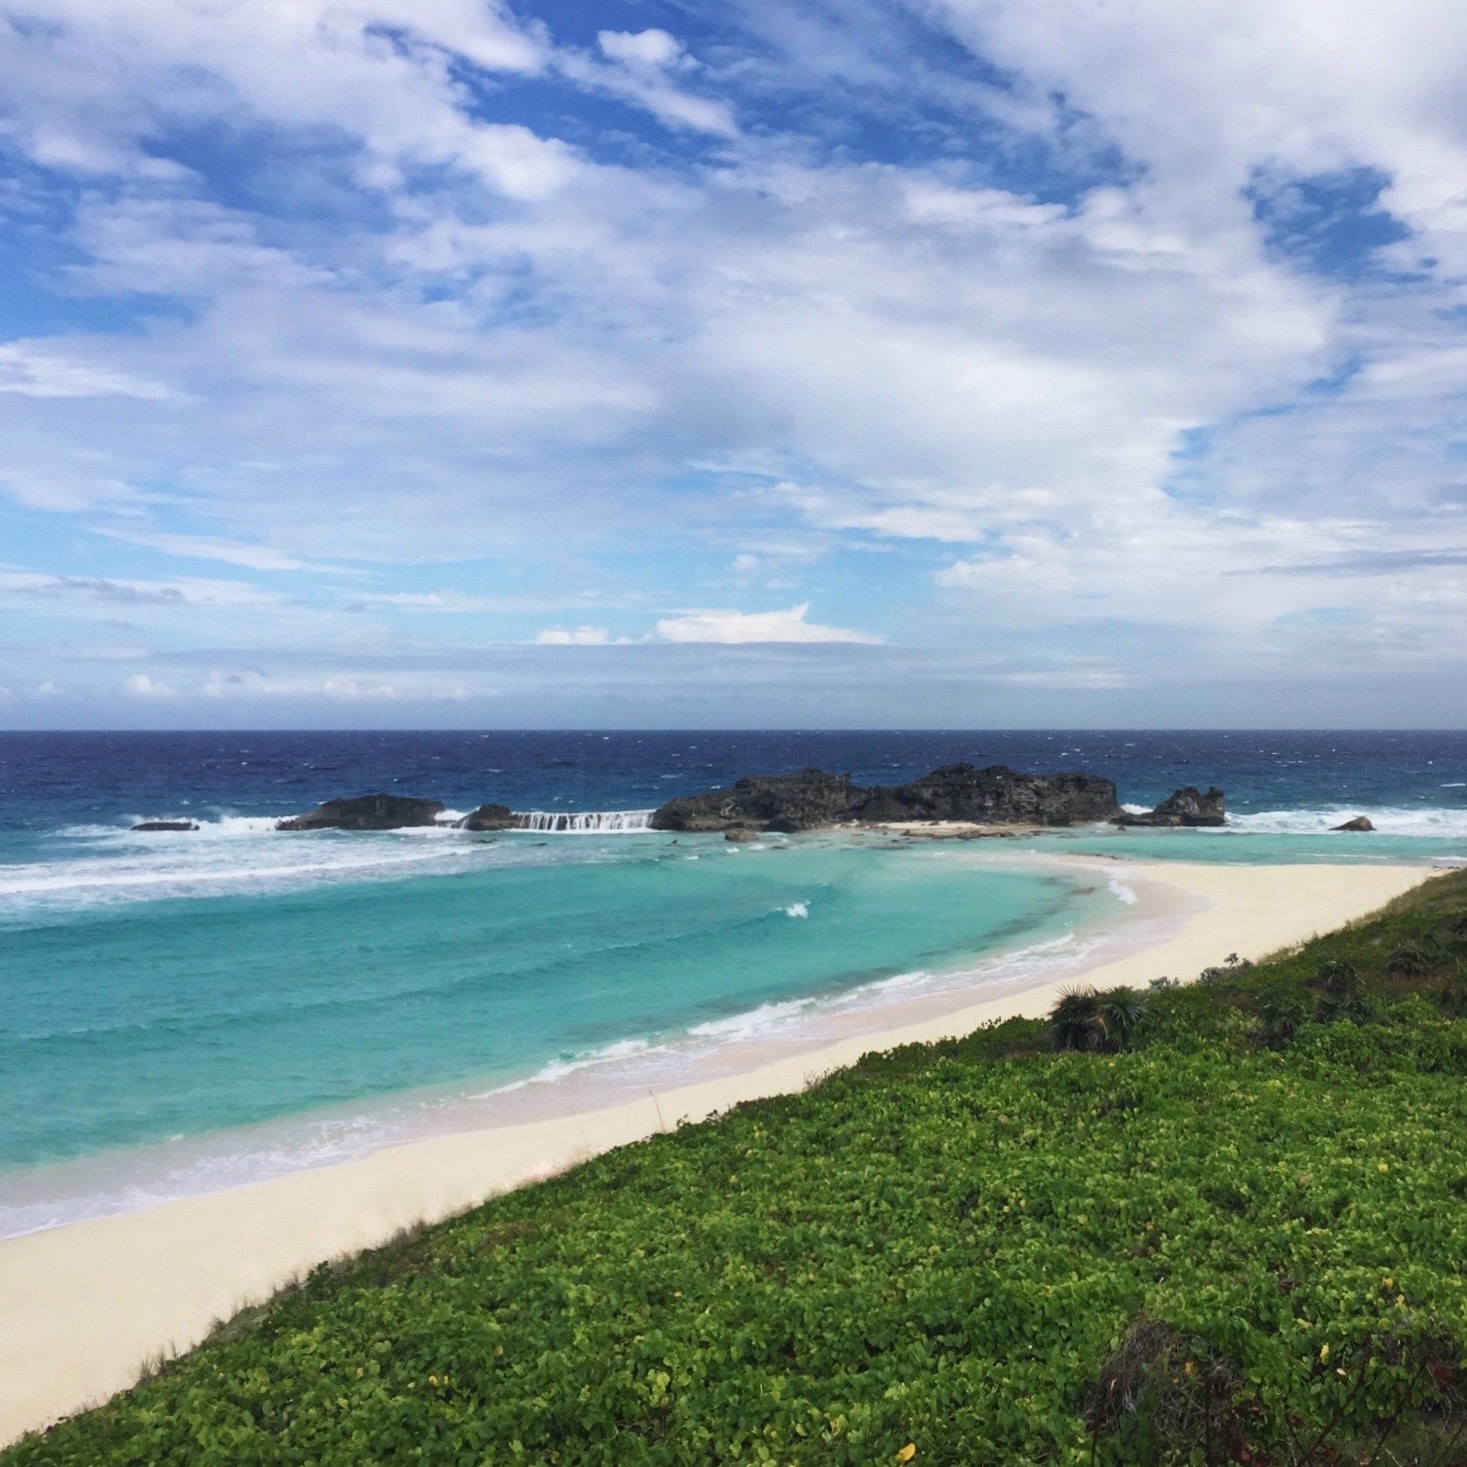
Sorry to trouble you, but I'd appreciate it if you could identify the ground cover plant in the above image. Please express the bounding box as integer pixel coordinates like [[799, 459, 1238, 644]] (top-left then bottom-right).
[[8, 870, 1467, 1466]]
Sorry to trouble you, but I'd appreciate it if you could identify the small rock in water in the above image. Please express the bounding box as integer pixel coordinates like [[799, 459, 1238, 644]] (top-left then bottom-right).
[[462, 802, 518, 831], [1332, 815, 1375, 832], [725, 827, 759, 843], [277, 794, 446, 831], [131, 820, 199, 832], [1115, 786, 1226, 827]]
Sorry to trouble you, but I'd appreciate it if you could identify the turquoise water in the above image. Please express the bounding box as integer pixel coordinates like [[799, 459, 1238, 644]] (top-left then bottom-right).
[[0, 832, 1099, 1214], [1028, 826, 1467, 865]]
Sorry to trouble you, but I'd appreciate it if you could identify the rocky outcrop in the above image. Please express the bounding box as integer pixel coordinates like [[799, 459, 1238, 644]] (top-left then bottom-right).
[[652, 769, 857, 833], [1332, 815, 1375, 832], [1116, 786, 1226, 827], [851, 764, 1122, 826], [724, 827, 760, 843], [462, 803, 518, 832], [273, 769, 1228, 837], [651, 763, 1127, 833], [131, 820, 199, 832], [277, 794, 446, 831]]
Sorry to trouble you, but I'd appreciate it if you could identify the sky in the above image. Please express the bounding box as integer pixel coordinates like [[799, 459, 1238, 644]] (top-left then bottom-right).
[[1, 0, 1466, 728]]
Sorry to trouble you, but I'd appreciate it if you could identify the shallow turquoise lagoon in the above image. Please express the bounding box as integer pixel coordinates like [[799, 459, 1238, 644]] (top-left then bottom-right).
[[0, 835, 1102, 1182]]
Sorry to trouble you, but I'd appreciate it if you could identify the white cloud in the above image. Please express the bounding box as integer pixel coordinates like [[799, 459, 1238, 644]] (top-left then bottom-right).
[[125, 672, 173, 697], [597, 29, 682, 69], [89, 528, 328, 572], [925, 0, 1467, 270], [654, 603, 878, 644], [0, 569, 284, 609], [564, 28, 737, 136], [0, 0, 554, 198], [4, 0, 1467, 715], [0, 343, 176, 400], [365, 592, 505, 611], [535, 626, 612, 644]]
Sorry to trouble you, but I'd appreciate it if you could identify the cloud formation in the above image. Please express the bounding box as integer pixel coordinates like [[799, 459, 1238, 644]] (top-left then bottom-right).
[[1, 0, 1465, 722], [654, 604, 878, 645]]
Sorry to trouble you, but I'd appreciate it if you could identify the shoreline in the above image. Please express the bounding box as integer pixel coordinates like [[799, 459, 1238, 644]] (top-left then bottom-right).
[[0, 847, 1148, 1239], [0, 847, 1171, 1241], [0, 858, 1434, 1447]]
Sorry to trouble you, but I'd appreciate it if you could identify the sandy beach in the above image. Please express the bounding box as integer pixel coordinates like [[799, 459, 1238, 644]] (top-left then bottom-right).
[[0, 857, 1435, 1447]]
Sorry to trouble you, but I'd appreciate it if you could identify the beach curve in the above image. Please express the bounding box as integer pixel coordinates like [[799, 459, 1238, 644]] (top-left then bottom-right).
[[0, 857, 1435, 1448]]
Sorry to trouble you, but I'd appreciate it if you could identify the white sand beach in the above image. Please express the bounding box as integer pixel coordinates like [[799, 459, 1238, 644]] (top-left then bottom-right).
[[0, 858, 1435, 1447]]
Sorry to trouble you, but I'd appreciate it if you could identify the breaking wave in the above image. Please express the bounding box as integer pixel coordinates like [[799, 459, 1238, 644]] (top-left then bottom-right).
[[1223, 806, 1467, 838], [510, 810, 654, 833]]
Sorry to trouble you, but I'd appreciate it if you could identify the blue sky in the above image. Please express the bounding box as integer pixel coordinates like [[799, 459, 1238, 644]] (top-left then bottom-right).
[[1, 0, 1465, 726]]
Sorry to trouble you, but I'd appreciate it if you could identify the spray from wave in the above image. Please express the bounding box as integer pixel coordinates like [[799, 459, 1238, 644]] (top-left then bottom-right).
[[510, 810, 653, 833], [1223, 806, 1467, 838]]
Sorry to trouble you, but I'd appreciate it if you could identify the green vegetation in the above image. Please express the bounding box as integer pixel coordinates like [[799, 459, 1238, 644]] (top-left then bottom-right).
[[9, 871, 1467, 1466]]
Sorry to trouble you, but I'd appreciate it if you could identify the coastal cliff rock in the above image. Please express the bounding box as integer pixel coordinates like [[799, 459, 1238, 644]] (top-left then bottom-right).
[[1332, 815, 1375, 832], [277, 794, 446, 831], [851, 764, 1122, 826], [651, 763, 1125, 833], [1117, 786, 1226, 827], [462, 803, 518, 831], [131, 820, 199, 832], [652, 769, 857, 833]]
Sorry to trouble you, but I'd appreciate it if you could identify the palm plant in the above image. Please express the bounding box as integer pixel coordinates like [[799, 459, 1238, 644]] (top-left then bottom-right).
[[1257, 998, 1306, 1049], [1384, 943, 1433, 978], [1049, 986, 1107, 1052], [1314, 959, 1358, 999], [1098, 986, 1146, 1049], [1050, 985, 1147, 1053], [1439, 967, 1467, 1018], [1313, 959, 1373, 1023]]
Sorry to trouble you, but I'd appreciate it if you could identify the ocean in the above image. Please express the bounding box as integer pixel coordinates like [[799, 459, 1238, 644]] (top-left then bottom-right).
[[2, 729, 1465, 1236]]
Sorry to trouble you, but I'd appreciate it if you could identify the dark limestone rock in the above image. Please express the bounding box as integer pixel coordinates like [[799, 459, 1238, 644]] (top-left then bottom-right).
[[462, 803, 518, 831], [651, 769, 857, 833], [652, 763, 1125, 833], [1332, 815, 1375, 832], [277, 794, 446, 831], [1117, 786, 1226, 827], [131, 820, 199, 832], [852, 764, 1122, 826], [724, 827, 759, 843]]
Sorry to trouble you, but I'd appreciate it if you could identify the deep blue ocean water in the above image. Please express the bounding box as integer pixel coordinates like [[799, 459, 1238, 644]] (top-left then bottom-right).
[[6, 729, 1467, 834], [2, 730, 1465, 1234]]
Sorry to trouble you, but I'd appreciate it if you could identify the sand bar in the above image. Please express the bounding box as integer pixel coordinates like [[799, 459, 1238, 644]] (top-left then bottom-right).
[[0, 858, 1434, 1447]]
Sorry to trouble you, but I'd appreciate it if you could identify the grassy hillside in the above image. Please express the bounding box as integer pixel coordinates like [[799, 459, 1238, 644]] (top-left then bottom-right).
[[8, 870, 1467, 1466]]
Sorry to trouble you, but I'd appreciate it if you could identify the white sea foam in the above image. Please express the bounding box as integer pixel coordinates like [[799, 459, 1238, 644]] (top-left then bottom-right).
[[475, 1038, 664, 1094], [784, 901, 809, 918], [2, 805, 670, 920], [1107, 877, 1138, 905], [686, 996, 818, 1041], [1223, 805, 1467, 837], [2, 815, 496, 918], [511, 810, 654, 833], [0, 1107, 443, 1238]]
